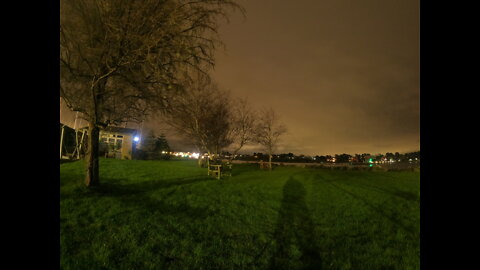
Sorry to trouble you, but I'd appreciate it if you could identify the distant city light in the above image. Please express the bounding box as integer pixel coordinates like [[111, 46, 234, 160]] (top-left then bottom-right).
[[133, 136, 140, 142], [170, 152, 200, 159]]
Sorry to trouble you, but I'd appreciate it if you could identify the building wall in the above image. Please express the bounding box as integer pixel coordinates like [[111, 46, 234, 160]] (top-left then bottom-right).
[[121, 134, 133, 160], [99, 131, 134, 160]]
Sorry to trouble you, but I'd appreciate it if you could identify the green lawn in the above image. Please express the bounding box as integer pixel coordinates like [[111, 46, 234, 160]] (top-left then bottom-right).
[[60, 159, 420, 270]]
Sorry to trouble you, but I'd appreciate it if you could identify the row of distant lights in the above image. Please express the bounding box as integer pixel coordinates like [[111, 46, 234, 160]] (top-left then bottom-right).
[[369, 158, 418, 163], [161, 151, 200, 159], [133, 137, 200, 159], [250, 155, 418, 163]]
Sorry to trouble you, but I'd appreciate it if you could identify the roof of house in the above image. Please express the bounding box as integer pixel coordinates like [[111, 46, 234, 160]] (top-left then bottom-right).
[[60, 122, 75, 131], [103, 126, 138, 135], [79, 126, 138, 135]]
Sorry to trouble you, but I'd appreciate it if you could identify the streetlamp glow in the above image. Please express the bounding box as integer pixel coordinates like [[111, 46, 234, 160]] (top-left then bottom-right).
[[133, 136, 140, 142]]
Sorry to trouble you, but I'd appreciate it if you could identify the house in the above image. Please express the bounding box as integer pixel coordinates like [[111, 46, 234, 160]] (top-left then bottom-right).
[[99, 126, 139, 160], [79, 126, 139, 160]]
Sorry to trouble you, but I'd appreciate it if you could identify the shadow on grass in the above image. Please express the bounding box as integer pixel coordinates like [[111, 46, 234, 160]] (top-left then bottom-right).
[[322, 180, 416, 235], [341, 180, 419, 202], [60, 159, 80, 165], [62, 175, 216, 268], [88, 175, 212, 197], [269, 177, 322, 270], [73, 175, 215, 225]]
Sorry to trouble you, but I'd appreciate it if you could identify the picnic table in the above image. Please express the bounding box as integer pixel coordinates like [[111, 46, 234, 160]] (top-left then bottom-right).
[[208, 164, 222, 179], [207, 161, 232, 179]]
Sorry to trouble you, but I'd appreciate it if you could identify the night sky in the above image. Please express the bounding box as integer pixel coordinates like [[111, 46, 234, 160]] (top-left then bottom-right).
[[61, 0, 419, 156]]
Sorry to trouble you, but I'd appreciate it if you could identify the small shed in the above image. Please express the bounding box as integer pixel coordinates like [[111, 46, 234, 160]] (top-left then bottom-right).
[[79, 126, 139, 160], [100, 126, 138, 160]]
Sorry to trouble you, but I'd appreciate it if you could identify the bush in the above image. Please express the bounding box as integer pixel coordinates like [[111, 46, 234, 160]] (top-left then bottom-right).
[[134, 150, 172, 160], [133, 149, 148, 160]]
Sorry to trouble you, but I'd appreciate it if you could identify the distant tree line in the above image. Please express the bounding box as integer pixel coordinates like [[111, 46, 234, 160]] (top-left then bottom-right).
[[228, 151, 420, 163]]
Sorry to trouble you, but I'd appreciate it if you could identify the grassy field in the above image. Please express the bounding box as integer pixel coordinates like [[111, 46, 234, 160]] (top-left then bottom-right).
[[60, 159, 420, 270]]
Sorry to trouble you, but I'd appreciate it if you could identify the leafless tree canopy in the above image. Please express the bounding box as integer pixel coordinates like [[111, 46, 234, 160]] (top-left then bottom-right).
[[227, 98, 257, 159], [60, 0, 244, 186], [164, 72, 232, 155], [164, 71, 259, 160], [255, 108, 287, 169], [60, 0, 244, 126]]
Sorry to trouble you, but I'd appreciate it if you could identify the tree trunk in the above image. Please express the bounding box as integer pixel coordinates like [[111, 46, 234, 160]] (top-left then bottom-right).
[[198, 156, 203, 167], [85, 121, 100, 187], [268, 154, 272, 171]]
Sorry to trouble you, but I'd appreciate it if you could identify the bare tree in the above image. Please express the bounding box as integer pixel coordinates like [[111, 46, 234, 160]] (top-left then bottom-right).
[[164, 73, 258, 169], [164, 73, 232, 160], [254, 108, 287, 170], [227, 98, 257, 162], [60, 0, 244, 186]]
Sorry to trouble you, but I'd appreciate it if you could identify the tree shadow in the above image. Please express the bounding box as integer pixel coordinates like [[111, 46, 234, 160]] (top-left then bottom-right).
[[89, 175, 212, 197], [269, 177, 322, 269], [62, 175, 216, 267], [64, 175, 216, 225]]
